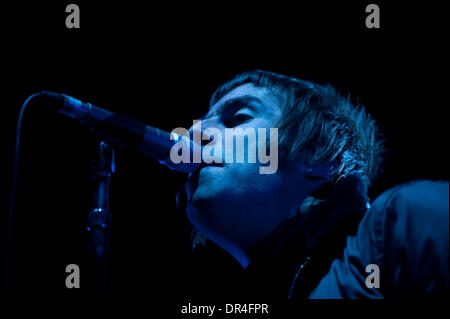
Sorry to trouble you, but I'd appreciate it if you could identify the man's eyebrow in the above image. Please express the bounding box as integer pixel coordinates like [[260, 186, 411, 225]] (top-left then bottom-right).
[[202, 95, 263, 120]]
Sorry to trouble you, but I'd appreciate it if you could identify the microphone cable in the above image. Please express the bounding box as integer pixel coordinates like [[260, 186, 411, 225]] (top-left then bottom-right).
[[2, 92, 43, 295]]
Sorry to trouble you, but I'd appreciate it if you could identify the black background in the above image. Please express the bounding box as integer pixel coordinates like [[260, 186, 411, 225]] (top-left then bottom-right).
[[0, 0, 447, 313]]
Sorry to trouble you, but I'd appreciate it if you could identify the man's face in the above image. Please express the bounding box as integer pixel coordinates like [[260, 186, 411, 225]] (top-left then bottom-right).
[[186, 83, 307, 253]]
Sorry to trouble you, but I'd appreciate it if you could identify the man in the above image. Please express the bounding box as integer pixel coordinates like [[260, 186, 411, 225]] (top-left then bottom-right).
[[181, 70, 449, 299]]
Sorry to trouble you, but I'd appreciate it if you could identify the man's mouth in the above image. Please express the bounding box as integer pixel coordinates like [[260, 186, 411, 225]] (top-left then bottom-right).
[[198, 161, 223, 170], [187, 161, 223, 197]]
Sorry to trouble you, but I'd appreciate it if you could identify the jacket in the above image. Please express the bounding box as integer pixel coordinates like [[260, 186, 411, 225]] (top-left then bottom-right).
[[235, 176, 449, 299]]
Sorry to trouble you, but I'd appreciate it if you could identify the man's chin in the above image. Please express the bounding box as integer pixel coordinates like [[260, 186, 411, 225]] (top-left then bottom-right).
[[189, 183, 221, 204], [186, 188, 223, 223], [188, 188, 213, 209], [186, 199, 210, 231]]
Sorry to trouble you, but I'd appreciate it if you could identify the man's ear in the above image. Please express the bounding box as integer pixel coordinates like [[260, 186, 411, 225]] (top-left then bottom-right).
[[300, 161, 337, 199], [301, 161, 335, 181]]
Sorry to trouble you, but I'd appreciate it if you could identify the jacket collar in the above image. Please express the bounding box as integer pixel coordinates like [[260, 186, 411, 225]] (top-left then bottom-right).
[[239, 174, 369, 299]]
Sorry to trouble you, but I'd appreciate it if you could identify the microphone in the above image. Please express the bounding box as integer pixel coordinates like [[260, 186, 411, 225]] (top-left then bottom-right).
[[32, 91, 201, 173]]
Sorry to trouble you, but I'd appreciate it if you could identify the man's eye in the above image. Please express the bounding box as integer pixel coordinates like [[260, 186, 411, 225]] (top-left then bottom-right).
[[224, 113, 253, 127]]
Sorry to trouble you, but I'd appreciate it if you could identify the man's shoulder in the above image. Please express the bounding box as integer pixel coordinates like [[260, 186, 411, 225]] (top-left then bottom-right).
[[308, 179, 449, 298], [370, 180, 449, 297], [371, 179, 449, 223]]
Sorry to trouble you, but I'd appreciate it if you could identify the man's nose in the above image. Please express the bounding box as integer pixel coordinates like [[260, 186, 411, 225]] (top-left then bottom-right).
[[188, 118, 219, 147]]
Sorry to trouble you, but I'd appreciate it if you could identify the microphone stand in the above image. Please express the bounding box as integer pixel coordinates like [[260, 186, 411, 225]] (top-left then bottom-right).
[[87, 140, 114, 296]]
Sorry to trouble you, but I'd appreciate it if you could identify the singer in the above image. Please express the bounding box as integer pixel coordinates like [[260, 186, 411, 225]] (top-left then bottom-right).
[[180, 70, 449, 299]]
